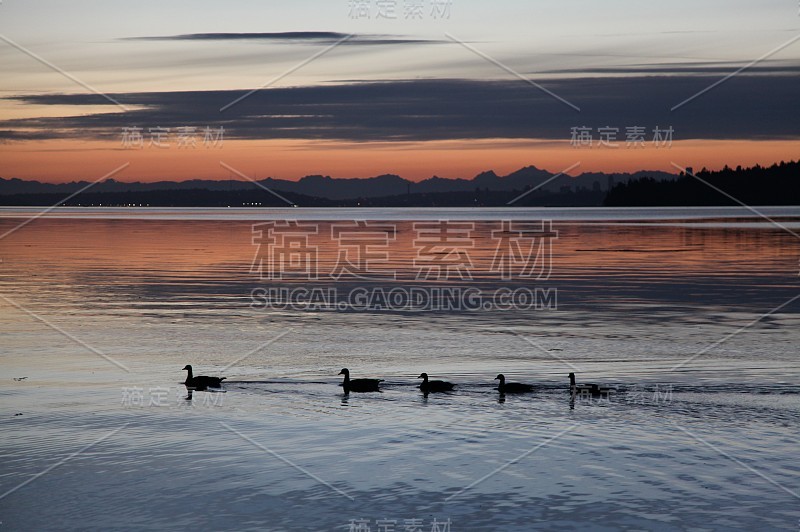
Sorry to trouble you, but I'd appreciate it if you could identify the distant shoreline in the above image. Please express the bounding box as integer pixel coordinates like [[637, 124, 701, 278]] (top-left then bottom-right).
[[1, 160, 795, 207]]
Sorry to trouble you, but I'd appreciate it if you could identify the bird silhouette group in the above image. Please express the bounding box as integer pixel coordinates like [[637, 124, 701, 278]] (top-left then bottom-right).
[[182, 365, 611, 397]]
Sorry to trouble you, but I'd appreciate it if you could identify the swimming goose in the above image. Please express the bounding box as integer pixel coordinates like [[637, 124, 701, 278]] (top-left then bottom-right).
[[569, 372, 613, 397], [418, 373, 455, 393], [495, 374, 534, 394], [338, 368, 382, 392], [182, 365, 226, 389]]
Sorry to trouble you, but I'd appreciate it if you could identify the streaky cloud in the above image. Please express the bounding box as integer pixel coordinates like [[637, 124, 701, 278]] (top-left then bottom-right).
[[122, 32, 449, 45], [539, 61, 800, 76]]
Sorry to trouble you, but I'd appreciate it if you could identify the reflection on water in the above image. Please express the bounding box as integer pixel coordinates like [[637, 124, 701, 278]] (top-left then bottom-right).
[[1, 208, 799, 530], [1, 214, 797, 309]]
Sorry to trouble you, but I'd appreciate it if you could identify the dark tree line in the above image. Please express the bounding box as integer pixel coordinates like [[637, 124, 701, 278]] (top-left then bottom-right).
[[604, 160, 800, 206]]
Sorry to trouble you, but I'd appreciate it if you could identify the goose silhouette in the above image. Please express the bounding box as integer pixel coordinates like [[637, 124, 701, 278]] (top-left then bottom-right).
[[569, 372, 613, 397], [418, 373, 455, 393], [182, 365, 226, 389], [338, 368, 382, 393], [495, 374, 534, 394]]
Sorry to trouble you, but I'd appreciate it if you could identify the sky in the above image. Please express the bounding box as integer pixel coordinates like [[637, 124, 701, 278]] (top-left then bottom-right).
[[0, 0, 798, 182]]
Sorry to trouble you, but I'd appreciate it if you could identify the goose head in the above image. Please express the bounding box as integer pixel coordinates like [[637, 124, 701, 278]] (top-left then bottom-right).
[[495, 374, 506, 383], [338, 368, 349, 376], [417, 373, 429, 381], [182, 365, 192, 371]]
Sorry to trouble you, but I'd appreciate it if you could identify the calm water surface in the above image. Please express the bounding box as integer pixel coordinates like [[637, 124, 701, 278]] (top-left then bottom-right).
[[1, 207, 799, 531]]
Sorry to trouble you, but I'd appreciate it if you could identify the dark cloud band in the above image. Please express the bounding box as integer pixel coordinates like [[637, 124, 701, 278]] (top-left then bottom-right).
[[3, 75, 798, 142]]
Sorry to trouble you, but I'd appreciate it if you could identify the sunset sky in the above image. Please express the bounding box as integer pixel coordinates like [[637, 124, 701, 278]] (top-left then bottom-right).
[[1, 0, 798, 183]]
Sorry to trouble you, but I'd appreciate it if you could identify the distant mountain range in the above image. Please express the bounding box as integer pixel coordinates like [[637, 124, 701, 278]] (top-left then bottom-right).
[[0, 166, 678, 200]]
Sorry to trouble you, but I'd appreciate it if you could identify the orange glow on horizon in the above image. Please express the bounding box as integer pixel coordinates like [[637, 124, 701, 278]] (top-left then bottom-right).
[[0, 138, 798, 183]]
